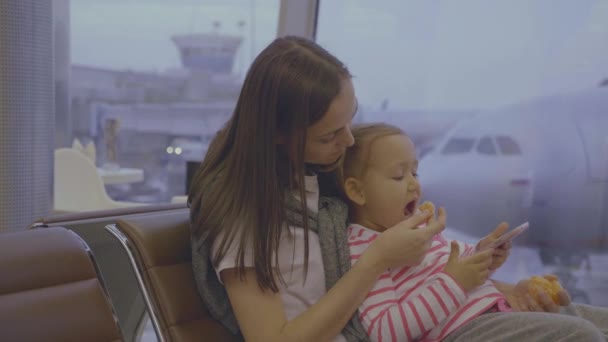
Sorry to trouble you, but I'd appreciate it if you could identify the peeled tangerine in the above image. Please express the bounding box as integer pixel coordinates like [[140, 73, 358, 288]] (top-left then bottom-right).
[[418, 201, 435, 226], [528, 276, 563, 303], [419, 201, 435, 217]]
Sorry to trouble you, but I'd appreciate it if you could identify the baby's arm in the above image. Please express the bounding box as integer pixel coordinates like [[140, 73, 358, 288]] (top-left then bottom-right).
[[358, 270, 467, 342]]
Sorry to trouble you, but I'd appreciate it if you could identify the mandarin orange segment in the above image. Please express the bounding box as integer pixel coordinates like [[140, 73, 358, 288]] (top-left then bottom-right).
[[419, 201, 435, 217]]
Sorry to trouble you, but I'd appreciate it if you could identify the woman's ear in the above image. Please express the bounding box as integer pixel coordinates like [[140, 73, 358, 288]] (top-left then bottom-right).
[[344, 177, 366, 206]]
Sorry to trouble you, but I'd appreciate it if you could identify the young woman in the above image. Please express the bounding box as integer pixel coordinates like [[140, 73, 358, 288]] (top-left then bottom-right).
[[188, 36, 445, 342]]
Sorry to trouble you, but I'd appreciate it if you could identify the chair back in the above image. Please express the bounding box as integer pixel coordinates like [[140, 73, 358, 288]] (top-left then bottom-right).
[[31, 203, 187, 342], [106, 210, 239, 342], [0, 227, 123, 342]]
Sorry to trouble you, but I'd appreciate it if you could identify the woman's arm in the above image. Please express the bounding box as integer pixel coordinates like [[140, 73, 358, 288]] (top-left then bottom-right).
[[222, 255, 383, 342], [223, 210, 446, 342]]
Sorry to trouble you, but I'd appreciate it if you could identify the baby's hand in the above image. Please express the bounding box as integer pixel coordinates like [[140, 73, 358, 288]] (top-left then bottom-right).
[[477, 222, 511, 271], [443, 241, 493, 292]]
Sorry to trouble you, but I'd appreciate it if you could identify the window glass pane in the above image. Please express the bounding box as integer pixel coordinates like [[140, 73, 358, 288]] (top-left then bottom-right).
[[477, 136, 496, 155], [68, 0, 280, 204], [441, 137, 475, 155], [496, 135, 522, 155], [318, 0, 608, 307]]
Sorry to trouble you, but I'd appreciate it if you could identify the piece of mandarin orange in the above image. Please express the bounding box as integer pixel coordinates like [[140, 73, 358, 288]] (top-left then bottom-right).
[[528, 276, 563, 303], [418, 201, 435, 223]]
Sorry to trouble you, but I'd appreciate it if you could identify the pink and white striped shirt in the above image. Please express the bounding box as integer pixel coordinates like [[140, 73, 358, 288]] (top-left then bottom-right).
[[348, 224, 511, 342]]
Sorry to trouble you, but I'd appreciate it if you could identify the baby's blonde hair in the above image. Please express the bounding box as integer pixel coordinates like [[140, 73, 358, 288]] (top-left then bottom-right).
[[337, 123, 406, 195]]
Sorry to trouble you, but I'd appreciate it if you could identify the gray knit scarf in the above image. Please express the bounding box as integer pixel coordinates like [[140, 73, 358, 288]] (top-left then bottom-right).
[[191, 195, 369, 341]]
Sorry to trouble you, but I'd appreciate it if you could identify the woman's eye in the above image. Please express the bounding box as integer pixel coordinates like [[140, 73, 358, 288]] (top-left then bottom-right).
[[319, 134, 336, 144]]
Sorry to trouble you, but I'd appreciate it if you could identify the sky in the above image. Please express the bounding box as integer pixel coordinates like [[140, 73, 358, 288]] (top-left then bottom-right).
[[71, 0, 608, 111], [70, 0, 280, 75]]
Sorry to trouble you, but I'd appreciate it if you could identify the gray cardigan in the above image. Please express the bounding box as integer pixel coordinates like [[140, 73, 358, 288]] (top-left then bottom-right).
[[190, 194, 369, 341]]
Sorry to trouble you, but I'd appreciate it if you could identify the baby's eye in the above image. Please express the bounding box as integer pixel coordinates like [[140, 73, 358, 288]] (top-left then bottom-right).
[[412, 172, 419, 178], [393, 175, 405, 181]]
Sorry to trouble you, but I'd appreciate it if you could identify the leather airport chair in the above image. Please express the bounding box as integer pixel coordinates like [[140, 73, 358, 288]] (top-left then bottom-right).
[[0, 227, 122, 342], [106, 210, 239, 342], [31, 203, 187, 342], [33, 203, 188, 227]]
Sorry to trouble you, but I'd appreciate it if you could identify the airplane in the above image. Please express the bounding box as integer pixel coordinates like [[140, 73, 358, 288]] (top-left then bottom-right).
[[418, 85, 608, 269], [358, 108, 475, 158]]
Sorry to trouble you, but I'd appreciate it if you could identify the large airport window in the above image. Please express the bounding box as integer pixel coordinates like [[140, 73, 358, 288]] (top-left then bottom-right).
[[318, 0, 608, 307], [66, 0, 280, 204]]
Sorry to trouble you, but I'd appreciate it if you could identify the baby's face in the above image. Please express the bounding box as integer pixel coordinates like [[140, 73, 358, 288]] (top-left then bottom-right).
[[355, 134, 421, 232]]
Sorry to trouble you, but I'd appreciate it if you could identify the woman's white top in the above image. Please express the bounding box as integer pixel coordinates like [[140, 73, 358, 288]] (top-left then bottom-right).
[[212, 175, 347, 341]]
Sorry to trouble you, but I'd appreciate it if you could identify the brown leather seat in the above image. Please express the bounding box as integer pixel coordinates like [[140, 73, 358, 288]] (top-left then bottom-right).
[[31, 203, 188, 342], [106, 209, 239, 342], [0, 227, 122, 342]]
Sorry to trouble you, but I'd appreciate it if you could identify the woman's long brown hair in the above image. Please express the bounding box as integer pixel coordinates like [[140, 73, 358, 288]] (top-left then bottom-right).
[[188, 36, 351, 292]]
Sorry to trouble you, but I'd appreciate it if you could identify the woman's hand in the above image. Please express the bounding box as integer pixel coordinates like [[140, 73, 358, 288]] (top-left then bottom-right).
[[477, 222, 512, 271], [499, 275, 571, 313], [362, 207, 447, 272]]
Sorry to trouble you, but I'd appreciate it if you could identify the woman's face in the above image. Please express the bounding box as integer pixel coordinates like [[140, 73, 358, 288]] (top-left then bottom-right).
[[304, 78, 357, 166]]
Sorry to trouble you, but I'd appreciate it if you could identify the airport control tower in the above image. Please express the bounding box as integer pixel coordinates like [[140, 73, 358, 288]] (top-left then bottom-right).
[[171, 33, 243, 74]]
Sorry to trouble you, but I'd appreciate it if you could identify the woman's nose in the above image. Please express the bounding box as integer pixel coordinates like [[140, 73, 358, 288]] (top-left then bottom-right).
[[340, 126, 355, 147]]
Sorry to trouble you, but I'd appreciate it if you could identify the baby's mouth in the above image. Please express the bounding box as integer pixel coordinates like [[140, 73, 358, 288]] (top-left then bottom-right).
[[404, 199, 418, 217]]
